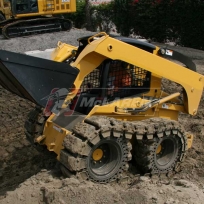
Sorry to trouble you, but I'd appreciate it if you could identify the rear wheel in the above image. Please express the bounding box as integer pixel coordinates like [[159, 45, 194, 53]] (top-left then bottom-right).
[[59, 116, 132, 183], [155, 136, 179, 170], [134, 118, 187, 174]]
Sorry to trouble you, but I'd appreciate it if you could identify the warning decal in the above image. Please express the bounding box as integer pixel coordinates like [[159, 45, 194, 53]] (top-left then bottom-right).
[[165, 49, 173, 56]]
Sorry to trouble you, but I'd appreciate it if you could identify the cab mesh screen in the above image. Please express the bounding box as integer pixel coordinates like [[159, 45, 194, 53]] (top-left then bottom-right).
[[79, 61, 151, 99], [106, 61, 151, 99]]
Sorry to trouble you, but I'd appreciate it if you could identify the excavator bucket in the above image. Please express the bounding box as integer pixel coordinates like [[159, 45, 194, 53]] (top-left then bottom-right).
[[0, 50, 79, 107]]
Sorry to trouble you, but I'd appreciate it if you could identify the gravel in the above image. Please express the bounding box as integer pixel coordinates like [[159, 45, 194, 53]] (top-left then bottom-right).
[[0, 28, 96, 53]]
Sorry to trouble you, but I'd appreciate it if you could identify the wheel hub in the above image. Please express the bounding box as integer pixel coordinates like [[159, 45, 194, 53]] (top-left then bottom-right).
[[155, 137, 178, 168], [156, 144, 162, 154], [92, 148, 103, 161], [87, 137, 128, 182]]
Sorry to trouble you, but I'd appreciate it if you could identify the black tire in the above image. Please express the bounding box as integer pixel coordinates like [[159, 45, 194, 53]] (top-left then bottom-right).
[[59, 116, 132, 183], [24, 106, 48, 152], [86, 136, 127, 181], [0, 13, 5, 22], [134, 118, 187, 174], [61, 20, 72, 31], [60, 164, 74, 178]]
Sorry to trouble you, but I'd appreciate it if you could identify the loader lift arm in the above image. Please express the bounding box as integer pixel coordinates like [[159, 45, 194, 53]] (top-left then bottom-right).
[[63, 33, 204, 116]]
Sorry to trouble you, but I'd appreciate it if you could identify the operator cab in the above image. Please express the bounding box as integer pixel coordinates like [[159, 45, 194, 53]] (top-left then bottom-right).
[[70, 59, 151, 115], [68, 35, 154, 115], [11, 0, 38, 14]]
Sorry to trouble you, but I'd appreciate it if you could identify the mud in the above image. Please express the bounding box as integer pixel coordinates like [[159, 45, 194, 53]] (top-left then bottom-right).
[[0, 29, 96, 195], [1, 168, 204, 204], [0, 87, 56, 196], [0, 30, 204, 203]]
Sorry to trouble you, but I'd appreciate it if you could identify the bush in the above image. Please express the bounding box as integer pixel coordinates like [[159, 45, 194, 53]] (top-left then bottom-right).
[[112, 0, 134, 36], [65, 0, 204, 50], [112, 0, 204, 49], [64, 0, 86, 28], [176, 0, 204, 49], [91, 2, 115, 32]]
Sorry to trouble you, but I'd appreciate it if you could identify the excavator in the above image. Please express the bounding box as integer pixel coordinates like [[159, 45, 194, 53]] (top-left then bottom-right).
[[0, 32, 203, 183], [0, 0, 76, 38]]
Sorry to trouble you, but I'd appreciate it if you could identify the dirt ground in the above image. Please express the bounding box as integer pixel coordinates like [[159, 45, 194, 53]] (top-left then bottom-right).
[[0, 29, 204, 204]]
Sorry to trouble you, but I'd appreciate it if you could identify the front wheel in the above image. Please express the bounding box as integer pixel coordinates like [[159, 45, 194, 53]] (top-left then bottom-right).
[[86, 136, 129, 182], [59, 116, 132, 183]]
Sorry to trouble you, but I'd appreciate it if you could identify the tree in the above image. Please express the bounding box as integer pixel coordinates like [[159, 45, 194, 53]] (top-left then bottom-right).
[[85, 0, 93, 30]]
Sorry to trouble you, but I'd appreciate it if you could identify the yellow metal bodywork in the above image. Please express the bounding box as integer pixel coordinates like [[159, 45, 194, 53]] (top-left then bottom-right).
[[70, 34, 203, 115], [85, 99, 180, 121], [52, 34, 203, 115], [15, 0, 76, 18], [51, 41, 77, 62], [0, 0, 76, 20], [39, 33, 203, 157], [92, 149, 103, 161], [42, 114, 70, 158], [0, 0, 11, 19]]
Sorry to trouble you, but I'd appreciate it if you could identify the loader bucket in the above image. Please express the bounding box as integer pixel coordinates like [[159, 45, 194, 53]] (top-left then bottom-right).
[[0, 50, 79, 107]]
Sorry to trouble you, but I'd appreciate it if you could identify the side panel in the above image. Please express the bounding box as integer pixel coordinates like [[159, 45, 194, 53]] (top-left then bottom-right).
[[14, 0, 76, 17]]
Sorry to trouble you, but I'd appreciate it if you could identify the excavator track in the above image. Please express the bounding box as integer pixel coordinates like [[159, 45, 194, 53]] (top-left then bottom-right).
[[1, 17, 72, 38], [0, 19, 15, 34]]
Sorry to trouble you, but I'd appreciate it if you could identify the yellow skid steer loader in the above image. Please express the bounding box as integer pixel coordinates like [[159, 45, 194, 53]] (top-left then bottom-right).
[[0, 33, 203, 183]]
